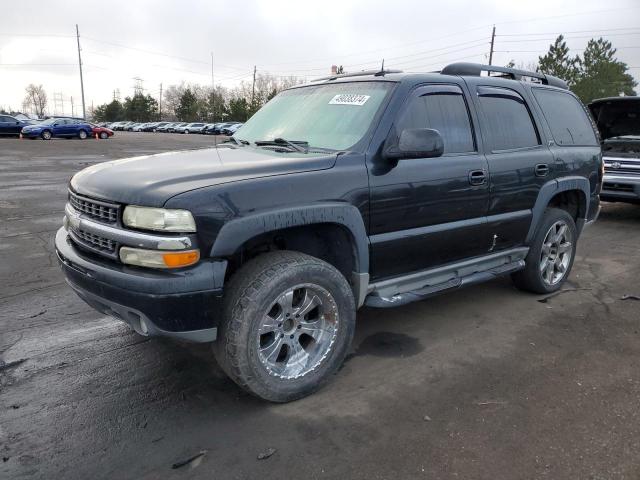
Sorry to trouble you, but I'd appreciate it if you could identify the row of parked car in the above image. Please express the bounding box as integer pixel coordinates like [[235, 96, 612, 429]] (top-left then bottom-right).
[[100, 121, 243, 136], [0, 114, 114, 140]]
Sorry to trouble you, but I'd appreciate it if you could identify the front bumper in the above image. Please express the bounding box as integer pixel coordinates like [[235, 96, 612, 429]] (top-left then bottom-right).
[[21, 130, 41, 137], [601, 173, 640, 203], [55, 226, 227, 342]]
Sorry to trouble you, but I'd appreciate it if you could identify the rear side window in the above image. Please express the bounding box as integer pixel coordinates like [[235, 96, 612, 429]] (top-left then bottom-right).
[[532, 88, 598, 146], [396, 86, 475, 154], [477, 87, 539, 151]]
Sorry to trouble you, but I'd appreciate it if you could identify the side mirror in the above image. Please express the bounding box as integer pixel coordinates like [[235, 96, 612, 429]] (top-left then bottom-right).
[[383, 128, 444, 161]]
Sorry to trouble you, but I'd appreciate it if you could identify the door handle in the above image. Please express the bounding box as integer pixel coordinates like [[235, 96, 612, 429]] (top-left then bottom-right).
[[535, 163, 550, 177], [468, 169, 486, 186]]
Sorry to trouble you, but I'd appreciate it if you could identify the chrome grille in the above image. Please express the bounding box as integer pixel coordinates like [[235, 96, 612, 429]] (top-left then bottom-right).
[[69, 191, 119, 223], [603, 158, 640, 176], [72, 228, 117, 253]]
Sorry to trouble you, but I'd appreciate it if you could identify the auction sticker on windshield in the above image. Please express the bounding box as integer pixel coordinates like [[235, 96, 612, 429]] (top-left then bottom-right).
[[328, 94, 370, 106]]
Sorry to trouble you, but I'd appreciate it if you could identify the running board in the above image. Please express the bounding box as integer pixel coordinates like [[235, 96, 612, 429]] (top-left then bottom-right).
[[365, 248, 528, 308]]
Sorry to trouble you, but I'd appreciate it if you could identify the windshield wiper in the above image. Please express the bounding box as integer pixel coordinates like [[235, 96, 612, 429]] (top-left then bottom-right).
[[227, 136, 249, 146], [255, 138, 309, 153]]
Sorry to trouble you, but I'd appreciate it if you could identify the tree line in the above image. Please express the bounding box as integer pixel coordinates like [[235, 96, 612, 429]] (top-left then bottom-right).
[[510, 35, 636, 102], [92, 73, 300, 123]]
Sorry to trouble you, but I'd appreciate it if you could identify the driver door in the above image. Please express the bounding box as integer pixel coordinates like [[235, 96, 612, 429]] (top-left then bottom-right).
[[367, 83, 491, 280]]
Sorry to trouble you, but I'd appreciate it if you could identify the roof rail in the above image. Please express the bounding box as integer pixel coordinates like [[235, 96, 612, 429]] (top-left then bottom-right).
[[441, 62, 568, 90], [312, 69, 403, 82]]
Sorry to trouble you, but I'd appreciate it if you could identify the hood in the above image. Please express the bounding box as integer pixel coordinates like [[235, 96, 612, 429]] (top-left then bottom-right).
[[70, 146, 337, 207], [588, 97, 640, 140]]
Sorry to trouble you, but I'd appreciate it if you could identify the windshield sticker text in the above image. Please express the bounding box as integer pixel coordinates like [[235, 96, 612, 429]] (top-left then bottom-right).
[[328, 94, 370, 106]]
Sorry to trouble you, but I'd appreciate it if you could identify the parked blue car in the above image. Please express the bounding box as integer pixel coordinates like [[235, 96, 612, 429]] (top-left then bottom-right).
[[21, 118, 93, 140], [0, 115, 34, 136]]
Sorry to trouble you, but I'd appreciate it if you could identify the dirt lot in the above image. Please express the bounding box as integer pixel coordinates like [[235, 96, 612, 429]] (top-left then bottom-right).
[[1, 132, 640, 480]]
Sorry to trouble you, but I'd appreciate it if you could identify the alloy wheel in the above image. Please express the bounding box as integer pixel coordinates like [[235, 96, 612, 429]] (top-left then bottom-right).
[[257, 284, 338, 379], [540, 220, 573, 285]]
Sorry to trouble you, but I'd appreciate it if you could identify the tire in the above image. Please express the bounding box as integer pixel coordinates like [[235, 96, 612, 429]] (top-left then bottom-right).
[[184, 130, 190, 134], [214, 251, 356, 402], [99, 132, 109, 139], [78, 130, 88, 139], [41, 130, 52, 140], [512, 207, 577, 294]]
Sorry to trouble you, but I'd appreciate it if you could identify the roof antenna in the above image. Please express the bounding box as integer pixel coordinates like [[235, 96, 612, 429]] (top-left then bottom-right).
[[381, 59, 385, 73]]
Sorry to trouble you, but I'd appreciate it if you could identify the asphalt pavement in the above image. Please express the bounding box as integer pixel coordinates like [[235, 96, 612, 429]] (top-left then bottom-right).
[[1, 132, 640, 479]]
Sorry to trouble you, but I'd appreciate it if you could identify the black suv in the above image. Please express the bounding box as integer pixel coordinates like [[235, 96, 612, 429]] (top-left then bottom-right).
[[55, 63, 602, 402]]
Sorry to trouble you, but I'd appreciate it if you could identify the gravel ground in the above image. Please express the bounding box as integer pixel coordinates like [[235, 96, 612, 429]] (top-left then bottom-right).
[[1, 132, 640, 479]]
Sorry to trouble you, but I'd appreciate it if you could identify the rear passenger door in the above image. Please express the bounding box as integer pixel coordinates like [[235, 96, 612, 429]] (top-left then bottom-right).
[[471, 85, 554, 251], [368, 84, 490, 280], [530, 87, 600, 191]]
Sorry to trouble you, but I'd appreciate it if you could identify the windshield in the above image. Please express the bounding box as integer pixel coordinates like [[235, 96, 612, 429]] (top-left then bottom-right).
[[40, 118, 57, 125], [236, 81, 393, 151]]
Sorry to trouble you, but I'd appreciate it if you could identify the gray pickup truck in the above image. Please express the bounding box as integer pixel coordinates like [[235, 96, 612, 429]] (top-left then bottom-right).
[[589, 97, 640, 204]]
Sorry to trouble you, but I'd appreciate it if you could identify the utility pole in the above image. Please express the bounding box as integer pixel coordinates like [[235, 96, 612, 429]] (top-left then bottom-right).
[[71, 96, 74, 117], [488, 25, 496, 66], [75, 24, 86, 119], [211, 52, 215, 123], [251, 65, 257, 109], [159, 83, 163, 120]]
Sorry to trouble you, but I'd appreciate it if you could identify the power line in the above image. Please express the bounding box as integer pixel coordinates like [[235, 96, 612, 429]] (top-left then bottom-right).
[[497, 32, 640, 43], [82, 36, 247, 72], [496, 26, 640, 37], [495, 45, 640, 53]]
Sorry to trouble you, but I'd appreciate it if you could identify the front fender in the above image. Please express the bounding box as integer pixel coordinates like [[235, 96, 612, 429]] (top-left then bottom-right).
[[209, 202, 370, 274]]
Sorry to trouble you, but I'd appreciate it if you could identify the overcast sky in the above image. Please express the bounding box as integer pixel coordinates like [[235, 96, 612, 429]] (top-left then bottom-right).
[[1, 0, 639, 116]]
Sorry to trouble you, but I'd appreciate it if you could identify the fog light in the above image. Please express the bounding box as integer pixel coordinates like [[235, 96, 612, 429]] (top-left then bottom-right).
[[119, 247, 200, 269]]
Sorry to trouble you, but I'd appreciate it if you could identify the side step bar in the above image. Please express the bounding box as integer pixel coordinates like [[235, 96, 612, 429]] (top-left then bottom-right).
[[365, 248, 528, 308]]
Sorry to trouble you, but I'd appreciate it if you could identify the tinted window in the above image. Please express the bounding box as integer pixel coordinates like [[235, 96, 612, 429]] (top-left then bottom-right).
[[396, 88, 475, 154], [533, 89, 598, 146], [0, 116, 7, 122], [478, 87, 539, 151]]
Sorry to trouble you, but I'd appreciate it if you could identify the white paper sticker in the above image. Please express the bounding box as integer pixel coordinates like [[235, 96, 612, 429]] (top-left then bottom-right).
[[328, 94, 370, 106]]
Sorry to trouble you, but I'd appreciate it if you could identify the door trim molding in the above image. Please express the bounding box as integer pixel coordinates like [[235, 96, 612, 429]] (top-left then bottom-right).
[[370, 210, 531, 245]]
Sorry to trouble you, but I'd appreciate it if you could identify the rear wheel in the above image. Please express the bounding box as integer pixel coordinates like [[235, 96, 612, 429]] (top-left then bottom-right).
[[41, 130, 52, 140], [512, 208, 577, 294], [214, 251, 356, 402], [78, 130, 88, 139]]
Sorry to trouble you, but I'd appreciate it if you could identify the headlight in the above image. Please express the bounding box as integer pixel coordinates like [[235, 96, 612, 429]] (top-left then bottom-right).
[[123, 206, 197, 232]]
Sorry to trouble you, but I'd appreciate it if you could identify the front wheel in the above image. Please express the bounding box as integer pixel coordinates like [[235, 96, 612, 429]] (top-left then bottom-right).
[[99, 132, 109, 139], [512, 208, 577, 294], [41, 130, 52, 140], [214, 251, 356, 402], [78, 130, 88, 139]]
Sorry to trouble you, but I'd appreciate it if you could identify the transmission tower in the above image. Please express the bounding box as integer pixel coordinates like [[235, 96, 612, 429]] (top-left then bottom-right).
[[132, 77, 144, 95], [53, 92, 65, 116]]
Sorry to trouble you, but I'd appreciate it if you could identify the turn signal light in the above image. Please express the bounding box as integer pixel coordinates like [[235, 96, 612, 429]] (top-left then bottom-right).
[[162, 250, 200, 268]]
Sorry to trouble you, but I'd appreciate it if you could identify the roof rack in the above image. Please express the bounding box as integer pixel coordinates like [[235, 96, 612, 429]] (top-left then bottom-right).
[[312, 68, 403, 82], [441, 62, 568, 90]]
